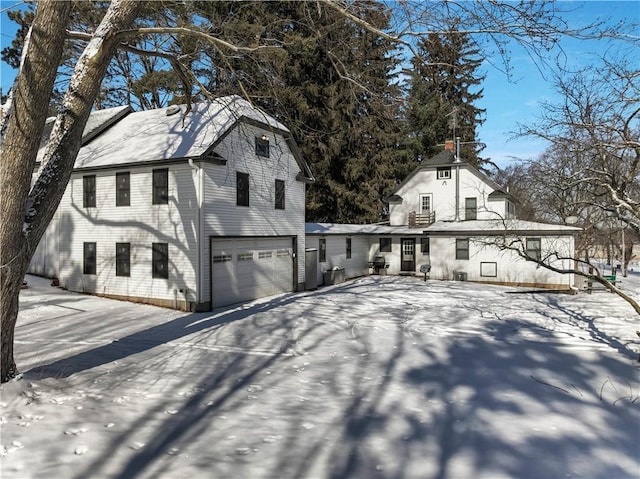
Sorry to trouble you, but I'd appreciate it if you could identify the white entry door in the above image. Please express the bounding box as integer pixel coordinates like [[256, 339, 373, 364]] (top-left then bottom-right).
[[211, 237, 294, 308]]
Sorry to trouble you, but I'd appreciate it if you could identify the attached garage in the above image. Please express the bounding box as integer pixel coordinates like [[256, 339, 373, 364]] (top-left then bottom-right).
[[210, 237, 296, 308]]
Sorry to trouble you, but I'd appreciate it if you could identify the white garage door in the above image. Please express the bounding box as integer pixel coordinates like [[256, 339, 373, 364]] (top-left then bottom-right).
[[211, 237, 294, 308]]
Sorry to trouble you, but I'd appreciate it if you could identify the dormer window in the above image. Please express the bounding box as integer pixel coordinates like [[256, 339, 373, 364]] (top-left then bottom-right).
[[255, 135, 270, 158], [437, 167, 451, 180]]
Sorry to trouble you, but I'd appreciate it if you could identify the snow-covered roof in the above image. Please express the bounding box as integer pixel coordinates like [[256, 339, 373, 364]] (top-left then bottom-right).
[[36, 105, 131, 163], [306, 223, 421, 235], [306, 220, 581, 236], [426, 219, 581, 235], [76, 96, 290, 169]]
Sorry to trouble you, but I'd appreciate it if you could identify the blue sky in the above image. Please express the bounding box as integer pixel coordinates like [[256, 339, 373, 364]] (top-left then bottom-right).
[[1, 1, 638, 168]]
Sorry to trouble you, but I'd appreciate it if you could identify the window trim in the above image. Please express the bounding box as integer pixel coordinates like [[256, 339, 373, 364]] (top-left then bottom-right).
[[420, 237, 430, 255], [115, 242, 131, 277], [526, 237, 542, 261], [255, 135, 270, 158], [319, 238, 326, 263], [116, 171, 130, 207], [456, 238, 469, 260], [436, 167, 451, 180], [152, 168, 169, 205], [83, 175, 96, 208], [152, 242, 169, 279], [83, 242, 96, 275], [379, 238, 392, 253], [236, 171, 250, 207], [275, 179, 285, 210], [465, 197, 477, 221], [480, 262, 497, 277]]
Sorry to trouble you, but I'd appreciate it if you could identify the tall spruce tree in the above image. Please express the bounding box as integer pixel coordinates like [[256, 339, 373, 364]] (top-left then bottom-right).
[[198, 1, 411, 222], [407, 28, 486, 167]]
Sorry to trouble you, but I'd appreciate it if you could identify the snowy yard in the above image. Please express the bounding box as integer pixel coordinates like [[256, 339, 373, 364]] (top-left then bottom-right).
[[1, 273, 639, 479]]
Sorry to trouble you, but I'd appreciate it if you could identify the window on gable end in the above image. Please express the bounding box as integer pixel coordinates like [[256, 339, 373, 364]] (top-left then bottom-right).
[[237, 172, 250, 207], [436, 167, 451, 180], [255, 135, 270, 158], [465, 197, 477, 220], [275, 179, 285, 210]]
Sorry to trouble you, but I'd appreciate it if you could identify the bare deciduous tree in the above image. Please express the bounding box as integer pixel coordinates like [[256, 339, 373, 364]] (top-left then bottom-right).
[[1, 0, 636, 382]]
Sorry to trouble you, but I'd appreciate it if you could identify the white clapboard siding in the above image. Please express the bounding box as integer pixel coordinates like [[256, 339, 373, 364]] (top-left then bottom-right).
[[57, 163, 199, 303], [427, 235, 574, 287], [390, 166, 508, 226], [200, 123, 306, 304]]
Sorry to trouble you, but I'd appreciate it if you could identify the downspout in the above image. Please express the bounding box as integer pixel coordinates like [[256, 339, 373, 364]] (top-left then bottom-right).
[[188, 158, 202, 310], [454, 136, 461, 222]]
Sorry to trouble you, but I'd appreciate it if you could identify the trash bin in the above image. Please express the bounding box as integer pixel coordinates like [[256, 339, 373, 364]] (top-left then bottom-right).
[[324, 267, 345, 285]]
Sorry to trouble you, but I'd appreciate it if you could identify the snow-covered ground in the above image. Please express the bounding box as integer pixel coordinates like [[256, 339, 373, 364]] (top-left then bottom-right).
[[1, 273, 639, 479]]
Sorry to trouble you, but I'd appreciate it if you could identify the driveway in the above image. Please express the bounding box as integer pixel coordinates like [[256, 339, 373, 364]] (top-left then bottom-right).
[[2, 274, 639, 479]]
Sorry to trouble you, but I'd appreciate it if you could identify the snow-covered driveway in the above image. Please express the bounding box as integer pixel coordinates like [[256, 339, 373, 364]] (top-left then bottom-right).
[[2, 274, 639, 479]]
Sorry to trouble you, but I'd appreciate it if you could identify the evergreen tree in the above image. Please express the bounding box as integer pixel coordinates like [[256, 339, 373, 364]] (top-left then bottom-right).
[[407, 28, 486, 167]]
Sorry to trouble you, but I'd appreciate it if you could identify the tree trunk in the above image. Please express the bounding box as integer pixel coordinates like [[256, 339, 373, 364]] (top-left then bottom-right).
[[1, 0, 141, 383], [0, 1, 71, 383]]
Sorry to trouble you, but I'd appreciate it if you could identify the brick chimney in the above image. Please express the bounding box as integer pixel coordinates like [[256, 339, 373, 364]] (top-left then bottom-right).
[[444, 140, 455, 151]]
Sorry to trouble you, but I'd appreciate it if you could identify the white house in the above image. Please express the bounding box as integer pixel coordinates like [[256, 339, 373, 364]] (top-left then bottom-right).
[[306, 148, 579, 289], [29, 96, 314, 310]]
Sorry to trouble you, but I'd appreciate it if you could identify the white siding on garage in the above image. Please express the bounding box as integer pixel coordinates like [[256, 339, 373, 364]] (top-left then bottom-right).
[[57, 163, 199, 305], [201, 122, 306, 305], [307, 235, 369, 285]]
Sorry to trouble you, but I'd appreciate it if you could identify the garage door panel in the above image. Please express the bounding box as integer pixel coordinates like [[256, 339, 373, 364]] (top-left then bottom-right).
[[211, 237, 294, 308]]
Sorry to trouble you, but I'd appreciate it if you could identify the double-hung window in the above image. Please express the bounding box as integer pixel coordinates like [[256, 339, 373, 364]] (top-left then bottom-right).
[[152, 168, 168, 205], [526, 238, 542, 261], [237, 172, 250, 207], [83, 175, 96, 208], [275, 179, 285, 210], [465, 197, 477, 220], [456, 238, 469, 260], [83, 242, 96, 275], [116, 172, 130, 207], [115, 243, 130, 277], [152, 243, 169, 279]]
